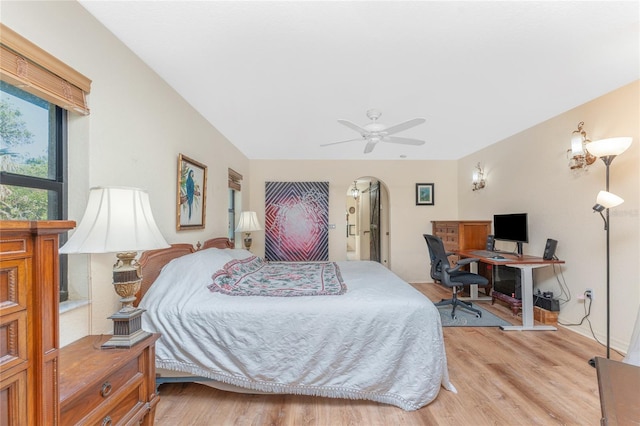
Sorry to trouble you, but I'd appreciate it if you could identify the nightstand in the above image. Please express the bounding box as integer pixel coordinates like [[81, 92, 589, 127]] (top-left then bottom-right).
[[59, 334, 160, 425]]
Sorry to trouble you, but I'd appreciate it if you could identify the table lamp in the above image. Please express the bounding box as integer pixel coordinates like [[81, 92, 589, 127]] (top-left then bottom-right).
[[60, 186, 169, 348], [235, 211, 262, 251]]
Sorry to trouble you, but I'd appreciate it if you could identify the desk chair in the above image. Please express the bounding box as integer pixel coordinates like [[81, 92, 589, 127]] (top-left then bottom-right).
[[424, 234, 488, 319]]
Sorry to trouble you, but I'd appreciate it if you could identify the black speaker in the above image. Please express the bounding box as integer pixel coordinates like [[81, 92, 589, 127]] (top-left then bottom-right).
[[486, 235, 495, 251], [543, 238, 558, 260]]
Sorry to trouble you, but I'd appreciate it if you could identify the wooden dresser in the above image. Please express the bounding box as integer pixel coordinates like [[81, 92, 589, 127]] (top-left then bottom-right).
[[0, 220, 75, 425], [59, 334, 160, 425], [431, 220, 492, 292], [431, 220, 491, 258]]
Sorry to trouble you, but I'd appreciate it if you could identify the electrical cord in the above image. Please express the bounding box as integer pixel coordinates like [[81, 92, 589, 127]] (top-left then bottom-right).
[[547, 255, 625, 358], [551, 261, 571, 304], [558, 292, 592, 326]]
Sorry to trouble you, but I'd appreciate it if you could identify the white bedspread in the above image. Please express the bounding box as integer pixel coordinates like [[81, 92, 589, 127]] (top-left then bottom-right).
[[140, 248, 455, 410]]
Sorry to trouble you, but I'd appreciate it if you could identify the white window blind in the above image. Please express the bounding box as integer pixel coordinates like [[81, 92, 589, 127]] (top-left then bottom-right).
[[0, 24, 91, 115]]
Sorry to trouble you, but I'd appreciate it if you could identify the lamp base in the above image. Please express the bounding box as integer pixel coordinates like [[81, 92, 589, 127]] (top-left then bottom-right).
[[101, 308, 152, 349], [243, 234, 253, 251]]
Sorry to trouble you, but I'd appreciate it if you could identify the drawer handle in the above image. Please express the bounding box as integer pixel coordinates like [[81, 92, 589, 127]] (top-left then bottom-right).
[[102, 416, 112, 426], [100, 381, 112, 398]]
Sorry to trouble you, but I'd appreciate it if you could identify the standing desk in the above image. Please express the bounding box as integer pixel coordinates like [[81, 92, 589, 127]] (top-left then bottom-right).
[[457, 250, 564, 331]]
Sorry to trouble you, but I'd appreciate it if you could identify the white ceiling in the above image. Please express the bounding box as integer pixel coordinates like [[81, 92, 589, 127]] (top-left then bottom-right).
[[78, 1, 639, 160]]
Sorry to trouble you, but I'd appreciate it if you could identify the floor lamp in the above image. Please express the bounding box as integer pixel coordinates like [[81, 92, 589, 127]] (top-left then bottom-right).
[[585, 137, 633, 366]]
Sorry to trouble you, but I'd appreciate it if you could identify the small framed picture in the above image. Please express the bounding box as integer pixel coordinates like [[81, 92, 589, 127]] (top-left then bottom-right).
[[416, 183, 434, 206], [177, 154, 207, 230]]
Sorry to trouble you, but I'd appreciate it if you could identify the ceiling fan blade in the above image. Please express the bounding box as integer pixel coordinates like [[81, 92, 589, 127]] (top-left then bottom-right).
[[363, 140, 377, 154], [384, 136, 426, 146], [383, 118, 426, 136], [320, 138, 362, 147], [338, 119, 369, 135]]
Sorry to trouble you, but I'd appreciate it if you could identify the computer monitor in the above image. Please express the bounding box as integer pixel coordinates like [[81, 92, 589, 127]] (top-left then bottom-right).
[[493, 213, 528, 255]]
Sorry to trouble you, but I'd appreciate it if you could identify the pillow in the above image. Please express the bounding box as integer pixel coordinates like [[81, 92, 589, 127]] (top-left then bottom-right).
[[141, 248, 235, 303], [223, 248, 254, 260]]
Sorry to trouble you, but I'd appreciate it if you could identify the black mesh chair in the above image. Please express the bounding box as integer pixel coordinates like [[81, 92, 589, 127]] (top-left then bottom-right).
[[423, 234, 488, 319]]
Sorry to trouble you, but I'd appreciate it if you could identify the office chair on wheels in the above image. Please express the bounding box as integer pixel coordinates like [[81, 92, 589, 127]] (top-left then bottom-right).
[[423, 234, 488, 319]]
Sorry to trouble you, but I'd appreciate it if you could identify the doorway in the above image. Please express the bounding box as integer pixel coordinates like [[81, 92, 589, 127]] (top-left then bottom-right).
[[345, 177, 390, 268]]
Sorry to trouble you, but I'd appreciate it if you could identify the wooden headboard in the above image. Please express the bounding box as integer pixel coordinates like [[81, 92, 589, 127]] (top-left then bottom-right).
[[134, 237, 234, 306]]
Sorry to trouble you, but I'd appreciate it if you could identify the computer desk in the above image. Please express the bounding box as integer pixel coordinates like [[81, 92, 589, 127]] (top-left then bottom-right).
[[457, 250, 565, 331]]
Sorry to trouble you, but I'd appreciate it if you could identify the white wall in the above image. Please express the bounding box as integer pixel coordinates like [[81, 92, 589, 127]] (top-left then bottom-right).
[[248, 160, 458, 282], [3, 1, 250, 345], [458, 81, 640, 353]]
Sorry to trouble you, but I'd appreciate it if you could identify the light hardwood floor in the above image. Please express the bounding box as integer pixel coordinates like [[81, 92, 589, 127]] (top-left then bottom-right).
[[154, 283, 616, 425]]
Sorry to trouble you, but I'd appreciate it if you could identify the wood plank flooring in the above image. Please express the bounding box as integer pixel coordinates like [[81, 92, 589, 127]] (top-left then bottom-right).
[[154, 283, 617, 425]]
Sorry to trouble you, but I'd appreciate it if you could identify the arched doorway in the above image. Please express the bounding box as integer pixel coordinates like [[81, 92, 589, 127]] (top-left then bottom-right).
[[345, 177, 390, 268]]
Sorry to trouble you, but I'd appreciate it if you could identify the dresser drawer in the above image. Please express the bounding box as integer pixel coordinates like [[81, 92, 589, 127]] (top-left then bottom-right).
[[0, 369, 28, 425], [64, 382, 147, 426], [60, 357, 142, 425], [443, 239, 459, 250], [59, 334, 159, 426], [434, 225, 458, 243], [433, 224, 455, 235], [0, 310, 28, 373], [0, 259, 29, 316]]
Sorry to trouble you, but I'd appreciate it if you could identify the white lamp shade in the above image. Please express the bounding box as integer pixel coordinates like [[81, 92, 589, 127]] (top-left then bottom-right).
[[596, 190, 624, 209], [586, 137, 633, 158], [571, 133, 585, 155], [235, 211, 262, 233], [59, 187, 169, 254]]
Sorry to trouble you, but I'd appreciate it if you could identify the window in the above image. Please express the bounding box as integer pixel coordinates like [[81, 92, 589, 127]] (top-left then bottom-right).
[[228, 168, 243, 243], [228, 188, 236, 241], [0, 81, 69, 301], [1, 81, 67, 221]]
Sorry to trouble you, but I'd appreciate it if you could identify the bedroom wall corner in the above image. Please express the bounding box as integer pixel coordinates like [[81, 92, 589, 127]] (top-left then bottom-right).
[[456, 80, 640, 354], [248, 159, 459, 283]]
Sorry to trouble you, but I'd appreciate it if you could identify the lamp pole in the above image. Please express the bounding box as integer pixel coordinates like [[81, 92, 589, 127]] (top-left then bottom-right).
[[600, 155, 616, 359]]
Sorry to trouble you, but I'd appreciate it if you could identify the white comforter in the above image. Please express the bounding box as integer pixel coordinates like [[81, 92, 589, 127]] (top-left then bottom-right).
[[140, 248, 455, 410]]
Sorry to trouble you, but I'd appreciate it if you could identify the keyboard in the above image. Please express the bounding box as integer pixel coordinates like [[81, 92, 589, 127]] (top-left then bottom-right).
[[471, 250, 502, 258]]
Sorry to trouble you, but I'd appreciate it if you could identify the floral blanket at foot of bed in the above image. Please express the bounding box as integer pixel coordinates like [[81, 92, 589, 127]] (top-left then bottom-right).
[[208, 256, 347, 297]]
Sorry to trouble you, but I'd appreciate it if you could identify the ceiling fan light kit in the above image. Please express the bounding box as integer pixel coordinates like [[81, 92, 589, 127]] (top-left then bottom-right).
[[321, 109, 426, 154]]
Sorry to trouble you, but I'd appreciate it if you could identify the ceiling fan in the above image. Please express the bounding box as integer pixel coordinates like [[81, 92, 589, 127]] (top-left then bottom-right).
[[322, 109, 426, 154]]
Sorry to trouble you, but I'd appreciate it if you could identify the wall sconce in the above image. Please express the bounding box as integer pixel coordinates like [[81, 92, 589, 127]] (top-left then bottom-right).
[[472, 163, 485, 191], [567, 121, 596, 171], [351, 181, 360, 200]]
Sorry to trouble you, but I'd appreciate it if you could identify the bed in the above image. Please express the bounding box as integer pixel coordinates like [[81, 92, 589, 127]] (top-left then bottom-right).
[[136, 237, 455, 411]]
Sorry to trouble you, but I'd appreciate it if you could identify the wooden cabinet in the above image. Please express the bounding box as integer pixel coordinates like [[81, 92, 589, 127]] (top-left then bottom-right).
[[0, 220, 75, 426], [431, 220, 491, 255], [59, 334, 160, 426], [431, 220, 492, 291]]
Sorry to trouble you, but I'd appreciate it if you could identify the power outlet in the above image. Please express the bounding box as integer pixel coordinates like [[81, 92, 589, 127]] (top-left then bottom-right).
[[585, 288, 594, 300]]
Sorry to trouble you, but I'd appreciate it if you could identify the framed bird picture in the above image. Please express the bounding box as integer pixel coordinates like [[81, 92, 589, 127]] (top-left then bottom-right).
[[177, 153, 207, 230]]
